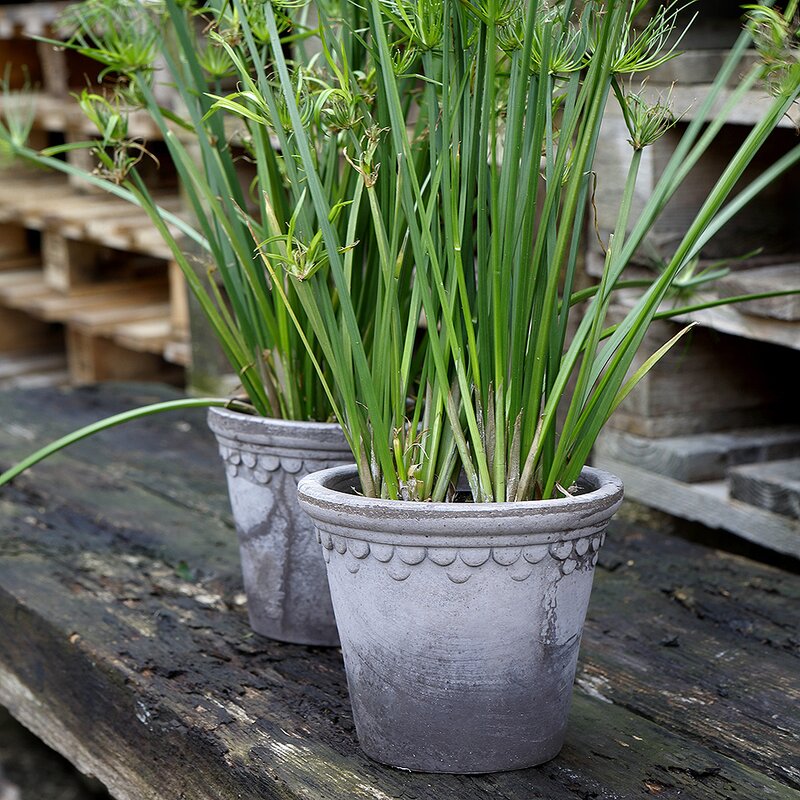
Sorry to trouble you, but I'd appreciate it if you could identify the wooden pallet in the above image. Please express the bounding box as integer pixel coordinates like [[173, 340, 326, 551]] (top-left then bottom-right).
[[594, 425, 800, 557], [0, 269, 167, 319], [0, 2, 69, 39], [0, 349, 68, 389], [0, 221, 35, 263], [0, 175, 190, 379], [593, 452, 800, 559], [0, 176, 181, 258], [0, 302, 61, 353], [42, 229, 168, 293], [716, 264, 800, 322], [0, 2, 196, 385], [66, 326, 183, 384], [605, 311, 794, 437], [0, 256, 183, 381], [69, 302, 175, 357], [729, 458, 800, 520], [595, 426, 800, 484]]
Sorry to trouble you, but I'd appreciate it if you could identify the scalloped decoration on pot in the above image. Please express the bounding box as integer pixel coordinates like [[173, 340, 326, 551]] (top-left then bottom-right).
[[317, 532, 606, 582]]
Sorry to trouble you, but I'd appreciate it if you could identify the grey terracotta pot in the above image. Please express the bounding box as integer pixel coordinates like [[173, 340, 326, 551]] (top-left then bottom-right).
[[207, 407, 353, 646], [297, 464, 624, 773]]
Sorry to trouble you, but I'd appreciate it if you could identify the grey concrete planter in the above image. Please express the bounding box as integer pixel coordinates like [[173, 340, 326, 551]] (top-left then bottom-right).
[[207, 408, 353, 646], [297, 465, 624, 773]]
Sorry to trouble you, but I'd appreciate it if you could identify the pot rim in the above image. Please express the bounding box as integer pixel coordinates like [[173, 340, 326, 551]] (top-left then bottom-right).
[[207, 405, 353, 455], [298, 464, 624, 542], [207, 404, 343, 433]]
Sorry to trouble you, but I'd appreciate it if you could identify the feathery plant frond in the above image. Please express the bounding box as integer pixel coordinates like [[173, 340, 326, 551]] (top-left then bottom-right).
[[745, 2, 800, 96], [0, 67, 36, 164]]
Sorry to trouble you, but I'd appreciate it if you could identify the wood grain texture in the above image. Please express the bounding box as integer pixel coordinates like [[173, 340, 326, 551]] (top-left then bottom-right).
[[716, 265, 800, 322], [594, 454, 800, 559], [0, 385, 799, 800], [729, 458, 800, 520], [595, 426, 800, 483]]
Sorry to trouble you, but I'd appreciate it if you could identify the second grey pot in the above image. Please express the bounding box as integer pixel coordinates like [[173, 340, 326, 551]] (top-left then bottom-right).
[[297, 465, 624, 773], [208, 407, 353, 646]]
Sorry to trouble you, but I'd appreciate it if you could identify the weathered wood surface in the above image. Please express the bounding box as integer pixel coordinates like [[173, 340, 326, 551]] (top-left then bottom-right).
[[716, 265, 800, 322], [0, 3, 70, 39], [594, 454, 800, 560], [603, 313, 794, 437], [1, 385, 799, 800], [0, 706, 108, 800], [595, 426, 800, 483], [729, 458, 800, 520]]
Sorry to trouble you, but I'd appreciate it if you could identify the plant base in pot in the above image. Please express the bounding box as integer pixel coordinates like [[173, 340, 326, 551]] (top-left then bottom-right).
[[297, 464, 624, 772], [208, 408, 353, 646]]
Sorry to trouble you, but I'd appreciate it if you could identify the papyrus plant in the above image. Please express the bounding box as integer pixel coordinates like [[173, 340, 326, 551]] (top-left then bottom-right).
[[1, 0, 798, 495], [235, 0, 800, 502], [0, 0, 400, 422]]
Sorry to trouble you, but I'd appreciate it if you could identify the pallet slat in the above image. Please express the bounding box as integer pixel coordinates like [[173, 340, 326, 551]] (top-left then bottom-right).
[[0, 176, 182, 259], [716, 264, 800, 322], [595, 426, 800, 483], [0, 351, 66, 381], [0, 305, 61, 354], [729, 458, 800, 520], [66, 327, 182, 385], [592, 454, 800, 559]]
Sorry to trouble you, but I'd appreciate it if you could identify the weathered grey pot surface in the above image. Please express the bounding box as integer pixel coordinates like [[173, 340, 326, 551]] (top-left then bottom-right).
[[207, 408, 353, 646], [297, 465, 624, 773]]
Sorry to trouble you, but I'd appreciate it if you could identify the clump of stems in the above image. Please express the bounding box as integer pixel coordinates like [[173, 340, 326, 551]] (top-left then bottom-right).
[[239, 0, 800, 501]]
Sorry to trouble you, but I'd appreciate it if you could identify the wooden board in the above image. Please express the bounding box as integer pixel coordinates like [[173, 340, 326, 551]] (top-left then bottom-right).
[[603, 310, 795, 437], [0, 351, 67, 389], [0, 706, 108, 799], [0, 3, 70, 38], [716, 264, 800, 321], [595, 426, 800, 483], [168, 260, 190, 338], [0, 271, 51, 308], [0, 384, 798, 800], [110, 318, 172, 355], [729, 458, 800, 520], [2, 276, 168, 322], [0, 255, 39, 273], [69, 302, 173, 332], [163, 338, 191, 367], [0, 176, 181, 259], [0, 180, 78, 228], [41, 230, 101, 292], [0, 306, 61, 353], [0, 223, 29, 260], [593, 454, 800, 559], [65, 328, 182, 384], [644, 49, 762, 86]]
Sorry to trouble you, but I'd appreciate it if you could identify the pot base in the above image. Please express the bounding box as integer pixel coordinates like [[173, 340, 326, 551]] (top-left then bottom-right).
[[360, 727, 566, 774]]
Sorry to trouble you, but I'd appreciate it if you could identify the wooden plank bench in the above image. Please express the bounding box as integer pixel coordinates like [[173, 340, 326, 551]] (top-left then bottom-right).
[[0, 384, 798, 800]]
